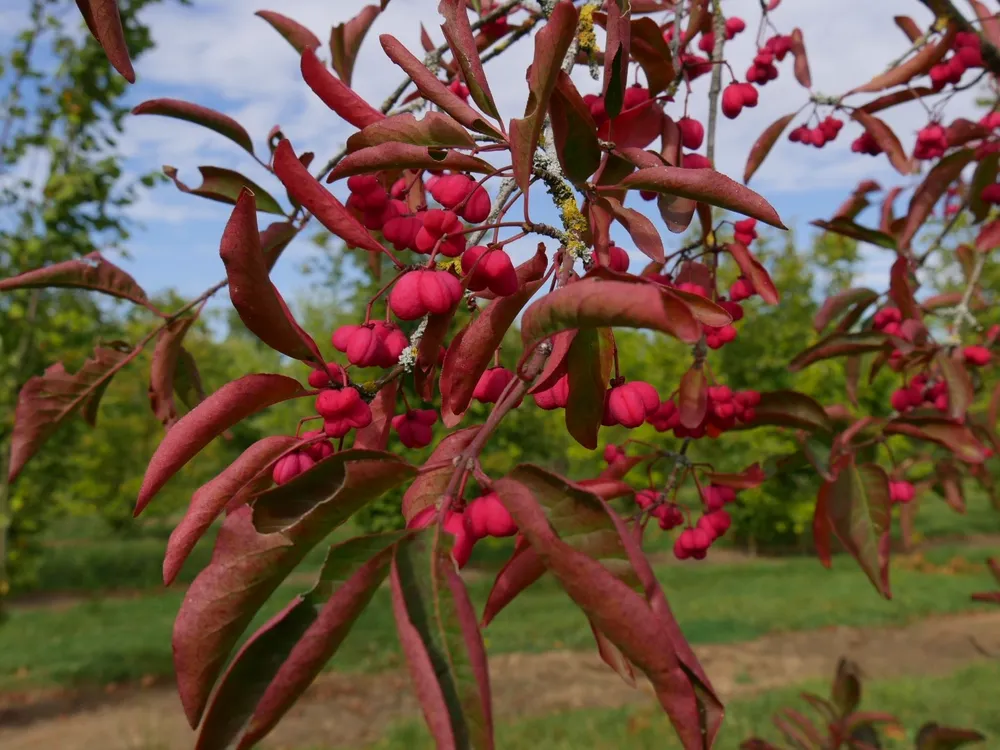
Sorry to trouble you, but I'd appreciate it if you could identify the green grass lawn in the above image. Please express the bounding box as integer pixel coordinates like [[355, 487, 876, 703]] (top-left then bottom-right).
[[2, 545, 997, 692], [366, 660, 1000, 750]]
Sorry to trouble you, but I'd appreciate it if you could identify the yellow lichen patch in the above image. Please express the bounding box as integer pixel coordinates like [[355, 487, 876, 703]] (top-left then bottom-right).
[[578, 4, 598, 54], [558, 197, 589, 257], [435, 257, 463, 273]]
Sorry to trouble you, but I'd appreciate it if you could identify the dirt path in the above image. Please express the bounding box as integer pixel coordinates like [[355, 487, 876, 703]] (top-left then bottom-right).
[[1, 610, 998, 750]]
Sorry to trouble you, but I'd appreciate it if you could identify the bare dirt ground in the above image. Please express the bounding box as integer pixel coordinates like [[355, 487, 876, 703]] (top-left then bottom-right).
[[1, 609, 998, 750]]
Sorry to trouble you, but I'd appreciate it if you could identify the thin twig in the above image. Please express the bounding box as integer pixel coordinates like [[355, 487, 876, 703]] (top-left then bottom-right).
[[705, 0, 727, 166]]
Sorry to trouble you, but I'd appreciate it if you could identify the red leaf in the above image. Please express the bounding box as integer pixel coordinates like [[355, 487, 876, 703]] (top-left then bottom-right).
[[976, 219, 1000, 253], [440, 253, 548, 419], [591, 621, 637, 686], [851, 26, 954, 94], [577, 477, 637, 499], [329, 5, 381, 88], [327, 143, 493, 181], [601, 0, 631, 118], [889, 256, 920, 321], [594, 14, 674, 95], [859, 87, 936, 115], [899, 148, 975, 250], [521, 278, 702, 356], [148, 316, 197, 428], [260, 221, 298, 271], [727, 243, 779, 304], [75, 0, 134, 82], [614, 166, 785, 228], [703, 463, 766, 490], [481, 538, 545, 626], [0, 251, 151, 309], [136, 374, 307, 514], [748, 390, 834, 433], [549, 71, 602, 184], [936, 351, 974, 420], [174, 454, 414, 727], [600, 197, 665, 263], [273, 139, 389, 259], [346, 111, 476, 151], [971, 0, 1000, 48], [851, 111, 914, 176], [915, 724, 986, 750], [255, 10, 321, 54], [300, 48, 385, 130], [894, 15, 922, 42], [163, 436, 299, 585], [885, 415, 988, 464], [744, 113, 796, 184], [220, 190, 325, 365], [969, 151, 999, 222], [163, 165, 285, 215], [439, 0, 500, 119], [789, 331, 890, 371], [565, 327, 614, 449], [813, 482, 833, 568], [235, 534, 403, 750], [8, 345, 133, 482], [380, 34, 502, 138], [678, 368, 707, 429], [132, 98, 254, 155], [401, 427, 481, 522], [525, 329, 576, 393], [789, 28, 811, 88], [814, 288, 878, 332], [509, 1, 578, 193], [354, 380, 398, 450]]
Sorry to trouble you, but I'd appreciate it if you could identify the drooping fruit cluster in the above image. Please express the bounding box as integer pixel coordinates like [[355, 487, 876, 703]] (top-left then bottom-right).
[[407, 491, 517, 568], [913, 123, 948, 160], [603, 380, 660, 428], [746, 34, 793, 85], [788, 116, 843, 148], [929, 31, 984, 89], [649, 387, 761, 438], [851, 131, 883, 156], [332, 322, 409, 368]]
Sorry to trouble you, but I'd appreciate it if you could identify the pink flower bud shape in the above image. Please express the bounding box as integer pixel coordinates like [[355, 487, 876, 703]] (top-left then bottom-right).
[[469, 492, 516, 537], [533, 374, 570, 410], [372, 322, 409, 366], [721, 84, 744, 119], [677, 117, 705, 150], [608, 243, 630, 273], [317, 387, 373, 438], [301, 429, 335, 461], [448, 79, 470, 102], [389, 271, 425, 320], [444, 511, 475, 567], [392, 409, 438, 449], [462, 185, 491, 224], [473, 366, 514, 404], [272, 451, 315, 485], [307, 362, 347, 389], [606, 381, 659, 428], [383, 213, 423, 252], [415, 209, 466, 257], [963, 345, 991, 367], [429, 173, 472, 209], [346, 325, 391, 368], [725, 17, 746, 37], [478, 249, 518, 297], [461, 245, 491, 291], [737, 83, 759, 108]]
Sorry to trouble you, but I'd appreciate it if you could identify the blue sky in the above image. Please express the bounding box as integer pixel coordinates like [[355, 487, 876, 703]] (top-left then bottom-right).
[[3, 0, 988, 309]]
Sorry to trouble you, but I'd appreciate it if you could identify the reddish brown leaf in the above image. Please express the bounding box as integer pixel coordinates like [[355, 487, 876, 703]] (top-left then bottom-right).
[[273, 139, 389, 259], [76, 0, 135, 82], [703, 464, 766, 490], [814, 288, 878, 332], [851, 26, 954, 94], [899, 148, 975, 250], [300, 48, 385, 130], [346, 112, 476, 151], [440, 254, 547, 418], [915, 724, 987, 750], [590, 622, 637, 686], [260, 221, 298, 271], [976, 219, 1000, 253], [549, 71, 602, 185], [615, 166, 785, 228], [525, 329, 576, 393], [969, 151, 999, 222], [601, 0, 630, 118], [380, 34, 502, 138], [509, 1, 578, 193], [329, 5, 381, 87], [851, 111, 914, 176], [565, 327, 614, 450], [132, 98, 255, 154], [163, 166, 285, 215], [8, 346, 133, 482], [813, 481, 834, 568], [354, 380, 399, 451], [859, 86, 936, 115], [727, 243, 779, 304], [894, 15, 923, 42], [810, 218, 897, 250], [789, 28, 811, 88], [328, 143, 493, 181], [481, 538, 545, 626], [889, 256, 919, 321], [401, 427, 481, 522], [678, 368, 707, 429], [163, 436, 299, 585], [593, 14, 674, 95], [136, 374, 307, 514], [256, 10, 321, 54], [789, 331, 890, 372], [743, 113, 796, 184], [971, 0, 1000, 48], [439, 0, 499, 119], [749, 390, 834, 433], [148, 316, 197, 428], [600, 197, 665, 263], [521, 278, 702, 355], [936, 351, 974, 421], [220, 190, 324, 365], [885, 415, 988, 464], [0, 251, 152, 309]]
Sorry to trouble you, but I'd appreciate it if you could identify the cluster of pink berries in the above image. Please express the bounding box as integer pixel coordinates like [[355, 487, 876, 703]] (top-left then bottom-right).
[[929, 31, 983, 89], [788, 116, 844, 148], [913, 123, 949, 161], [746, 35, 794, 85], [408, 492, 518, 567], [696, 16, 747, 54], [649, 386, 761, 438], [272, 429, 334, 484], [851, 131, 883, 156], [332, 321, 409, 369]]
